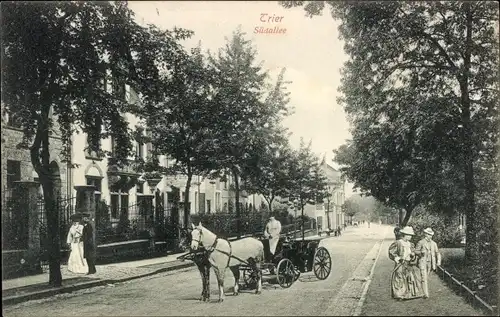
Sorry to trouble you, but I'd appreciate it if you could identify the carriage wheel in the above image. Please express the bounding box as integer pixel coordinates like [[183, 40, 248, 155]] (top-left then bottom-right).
[[242, 268, 258, 289], [277, 258, 295, 288], [313, 247, 332, 280]]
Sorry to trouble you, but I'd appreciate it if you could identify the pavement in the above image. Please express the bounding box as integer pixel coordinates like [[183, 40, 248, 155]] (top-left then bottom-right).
[[1, 224, 487, 316], [359, 239, 486, 316], [2, 252, 194, 306]]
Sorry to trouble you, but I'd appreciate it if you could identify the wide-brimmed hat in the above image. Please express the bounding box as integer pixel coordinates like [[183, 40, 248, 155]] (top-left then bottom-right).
[[70, 214, 82, 221], [400, 226, 415, 236], [71, 212, 90, 220], [423, 228, 435, 236]]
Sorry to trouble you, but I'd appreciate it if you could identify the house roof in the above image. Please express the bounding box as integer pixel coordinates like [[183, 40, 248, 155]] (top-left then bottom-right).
[[320, 161, 342, 183]]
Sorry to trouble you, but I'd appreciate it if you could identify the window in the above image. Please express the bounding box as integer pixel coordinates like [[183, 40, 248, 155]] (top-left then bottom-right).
[[7, 160, 21, 188], [145, 129, 153, 157], [135, 141, 144, 159], [207, 200, 211, 214], [195, 192, 198, 213], [86, 176, 102, 192], [110, 194, 119, 219], [110, 136, 116, 158], [216, 192, 221, 211], [136, 183, 144, 194], [85, 117, 102, 159], [110, 190, 129, 219], [199, 193, 205, 213], [86, 176, 102, 209]]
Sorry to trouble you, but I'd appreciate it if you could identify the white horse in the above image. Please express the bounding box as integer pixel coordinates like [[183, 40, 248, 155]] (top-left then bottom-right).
[[190, 222, 264, 303]]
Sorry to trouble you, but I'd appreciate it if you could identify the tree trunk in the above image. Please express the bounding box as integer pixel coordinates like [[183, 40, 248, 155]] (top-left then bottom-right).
[[232, 168, 241, 239], [400, 208, 413, 227], [40, 177, 62, 286], [460, 3, 479, 278], [31, 118, 62, 287], [398, 209, 403, 227], [183, 173, 192, 229], [266, 195, 274, 213]]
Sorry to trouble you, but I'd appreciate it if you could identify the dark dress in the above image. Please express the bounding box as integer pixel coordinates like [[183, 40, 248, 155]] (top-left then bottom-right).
[[388, 239, 424, 300], [83, 223, 96, 274]]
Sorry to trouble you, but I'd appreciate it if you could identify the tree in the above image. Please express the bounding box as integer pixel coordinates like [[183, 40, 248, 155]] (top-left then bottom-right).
[[1, 1, 191, 286], [373, 199, 398, 224], [242, 127, 293, 213], [283, 2, 499, 277], [287, 139, 329, 238], [138, 43, 220, 231], [342, 198, 361, 223], [208, 28, 291, 238]]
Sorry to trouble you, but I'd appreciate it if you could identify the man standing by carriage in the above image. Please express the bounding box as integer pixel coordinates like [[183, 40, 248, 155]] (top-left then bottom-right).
[[263, 216, 282, 262]]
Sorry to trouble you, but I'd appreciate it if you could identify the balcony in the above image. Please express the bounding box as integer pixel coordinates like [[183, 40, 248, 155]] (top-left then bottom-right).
[[107, 160, 142, 192]]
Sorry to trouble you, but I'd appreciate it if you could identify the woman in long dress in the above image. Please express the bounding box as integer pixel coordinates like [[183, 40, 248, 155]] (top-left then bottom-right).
[[388, 226, 425, 300], [66, 215, 89, 274]]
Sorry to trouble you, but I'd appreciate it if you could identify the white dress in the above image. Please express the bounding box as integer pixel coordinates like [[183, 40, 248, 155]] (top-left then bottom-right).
[[66, 223, 89, 274]]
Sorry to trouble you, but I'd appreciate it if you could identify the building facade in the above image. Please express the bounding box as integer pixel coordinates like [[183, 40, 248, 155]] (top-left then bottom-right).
[[303, 161, 346, 232]]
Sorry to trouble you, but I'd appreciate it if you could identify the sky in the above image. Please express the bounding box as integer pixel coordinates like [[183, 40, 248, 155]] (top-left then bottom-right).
[[128, 1, 354, 197]]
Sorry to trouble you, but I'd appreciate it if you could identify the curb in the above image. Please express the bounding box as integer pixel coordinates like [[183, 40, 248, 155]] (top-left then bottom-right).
[[2, 261, 195, 306], [353, 239, 385, 316], [322, 238, 386, 316]]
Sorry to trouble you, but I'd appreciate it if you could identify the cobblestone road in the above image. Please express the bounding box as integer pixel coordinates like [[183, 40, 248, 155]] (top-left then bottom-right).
[[3, 225, 389, 316]]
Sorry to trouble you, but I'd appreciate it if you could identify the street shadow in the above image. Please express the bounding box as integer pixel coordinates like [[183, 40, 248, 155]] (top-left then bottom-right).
[[298, 275, 319, 283], [178, 295, 204, 302]]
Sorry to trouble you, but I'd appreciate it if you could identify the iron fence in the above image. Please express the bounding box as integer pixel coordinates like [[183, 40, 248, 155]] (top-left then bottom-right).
[[2, 186, 75, 274], [2, 188, 29, 250], [96, 200, 155, 245], [192, 211, 314, 239], [38, 195, 76, 254]]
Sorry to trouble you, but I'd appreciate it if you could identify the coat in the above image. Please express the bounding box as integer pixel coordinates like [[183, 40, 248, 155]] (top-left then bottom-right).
[[388, 239, 418, 266], [415, 238, 441, 271], [82, 223, 95, 258], [264, 219, 282, 255]]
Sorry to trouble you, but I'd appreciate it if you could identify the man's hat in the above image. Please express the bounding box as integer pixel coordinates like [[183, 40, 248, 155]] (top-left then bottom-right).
[[423, 228, 435, 236]]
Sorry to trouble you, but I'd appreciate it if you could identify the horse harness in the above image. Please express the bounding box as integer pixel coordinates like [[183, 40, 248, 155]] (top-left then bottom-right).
[[192, 228, 250, 266]]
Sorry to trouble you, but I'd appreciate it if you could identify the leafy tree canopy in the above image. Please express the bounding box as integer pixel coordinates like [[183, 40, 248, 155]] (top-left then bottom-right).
[[1, 1, 191, 286]]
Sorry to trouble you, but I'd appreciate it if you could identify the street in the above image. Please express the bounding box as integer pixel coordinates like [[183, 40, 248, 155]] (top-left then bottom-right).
[[4, 225, 390, 316]]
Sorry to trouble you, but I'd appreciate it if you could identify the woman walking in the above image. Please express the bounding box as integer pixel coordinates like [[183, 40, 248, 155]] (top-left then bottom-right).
[[388, 226, 425, 300], [66, 214, 88, 274]]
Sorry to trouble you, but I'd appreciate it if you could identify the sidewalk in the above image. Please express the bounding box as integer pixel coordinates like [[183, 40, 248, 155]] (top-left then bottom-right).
[[2, 252, 194, 306], [360, 239, 485, 316]]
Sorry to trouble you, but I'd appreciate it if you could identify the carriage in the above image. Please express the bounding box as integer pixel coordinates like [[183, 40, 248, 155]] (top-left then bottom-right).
[[240, 233, 332, 289]]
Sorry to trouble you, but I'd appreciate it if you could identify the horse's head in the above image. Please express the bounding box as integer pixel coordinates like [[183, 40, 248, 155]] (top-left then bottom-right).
[[190, 222, 203, 250]]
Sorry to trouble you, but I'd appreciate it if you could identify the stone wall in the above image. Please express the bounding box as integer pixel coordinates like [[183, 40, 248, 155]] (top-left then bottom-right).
[[1, 126, 68, 197]]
